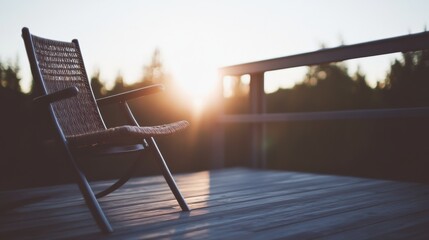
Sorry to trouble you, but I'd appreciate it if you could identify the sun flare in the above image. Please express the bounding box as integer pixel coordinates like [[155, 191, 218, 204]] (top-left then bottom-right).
[[192, 97, 205, 117], [172, 66, 218, 114]]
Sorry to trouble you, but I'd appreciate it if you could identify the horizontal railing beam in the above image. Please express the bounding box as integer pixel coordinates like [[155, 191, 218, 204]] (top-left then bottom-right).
[[219, 32, 429, 76], [215, 32, 429, 170], [219, 107, 429, 123]]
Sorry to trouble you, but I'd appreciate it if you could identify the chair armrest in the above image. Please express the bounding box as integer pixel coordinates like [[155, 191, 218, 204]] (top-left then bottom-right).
[[96, 84, 164, 106], [33, 87, 79, 105]]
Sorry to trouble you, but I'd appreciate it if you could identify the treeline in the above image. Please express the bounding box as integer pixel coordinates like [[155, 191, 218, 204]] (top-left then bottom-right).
[[0, 59, 22, 92], [225, 50, 429, 114], [1, 49, 429, 189]]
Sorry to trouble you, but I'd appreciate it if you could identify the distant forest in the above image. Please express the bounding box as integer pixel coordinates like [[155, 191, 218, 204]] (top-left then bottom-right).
[[1, 49, 429, 189]]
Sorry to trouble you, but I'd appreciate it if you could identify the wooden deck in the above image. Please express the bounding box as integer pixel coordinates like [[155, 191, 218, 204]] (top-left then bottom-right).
[[1, 168, 429, 239]]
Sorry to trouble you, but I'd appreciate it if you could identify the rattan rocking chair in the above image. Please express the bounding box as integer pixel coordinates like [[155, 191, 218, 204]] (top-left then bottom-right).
[[21, 27, 190, 233]]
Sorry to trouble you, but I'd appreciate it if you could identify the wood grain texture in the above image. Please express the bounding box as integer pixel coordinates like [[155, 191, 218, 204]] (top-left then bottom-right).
[[1, 168, 428, 240]]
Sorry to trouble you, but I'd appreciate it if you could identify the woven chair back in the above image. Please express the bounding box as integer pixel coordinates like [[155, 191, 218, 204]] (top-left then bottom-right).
[[30, 34, 106, 137]]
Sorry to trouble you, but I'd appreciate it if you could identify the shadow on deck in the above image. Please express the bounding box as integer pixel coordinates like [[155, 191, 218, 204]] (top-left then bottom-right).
[[1, 168, 429, 239]]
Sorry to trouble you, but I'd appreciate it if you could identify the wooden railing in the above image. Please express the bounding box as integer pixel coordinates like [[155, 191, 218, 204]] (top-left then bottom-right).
[[212, 31, 429, 169]]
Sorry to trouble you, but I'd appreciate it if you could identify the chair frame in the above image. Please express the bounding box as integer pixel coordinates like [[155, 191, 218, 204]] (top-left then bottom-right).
[[22, 27, 190, 234]]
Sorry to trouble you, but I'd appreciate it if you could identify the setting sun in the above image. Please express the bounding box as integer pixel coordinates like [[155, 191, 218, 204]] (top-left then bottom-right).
[[167, 54, 220, 113]]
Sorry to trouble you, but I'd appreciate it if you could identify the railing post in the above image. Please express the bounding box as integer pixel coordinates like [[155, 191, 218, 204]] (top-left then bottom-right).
[[211, 74, 225, 169], [211, 122, 225, 169], [249, 72, 266, 168]]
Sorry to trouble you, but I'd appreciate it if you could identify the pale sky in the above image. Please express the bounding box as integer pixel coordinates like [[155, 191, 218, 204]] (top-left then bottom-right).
[[1, 0, 429, 99]]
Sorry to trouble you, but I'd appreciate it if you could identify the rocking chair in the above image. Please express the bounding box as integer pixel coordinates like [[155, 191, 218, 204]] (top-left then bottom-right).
[[21, 27, 190, 233]]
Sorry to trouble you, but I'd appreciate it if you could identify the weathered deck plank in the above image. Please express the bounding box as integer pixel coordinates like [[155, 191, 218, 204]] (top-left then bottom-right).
[[1, 168, 428, 239]]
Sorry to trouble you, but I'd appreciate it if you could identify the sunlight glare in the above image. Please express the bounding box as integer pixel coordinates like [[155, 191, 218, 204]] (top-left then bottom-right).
[[223, 76, 236, 98], [192, 97, 205, 117], [171, 65, 218, 118]]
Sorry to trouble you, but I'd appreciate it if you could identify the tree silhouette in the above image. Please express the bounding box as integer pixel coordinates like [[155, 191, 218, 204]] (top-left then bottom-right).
[[90, 69, 106, 99], [109, 72, 126, 95], [265, 62, 375, 113], [0, 60, 4, 88], [0, 59, 21, 92], [142, 48, 172, 86], [385, 50, 429, 107]]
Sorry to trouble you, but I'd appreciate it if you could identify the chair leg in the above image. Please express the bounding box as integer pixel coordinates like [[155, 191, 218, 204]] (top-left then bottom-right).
[[65, 148, 113, 233], [148, 137, 190, 211], [52, 110, 113, 233], [75, 170, 114, 233]]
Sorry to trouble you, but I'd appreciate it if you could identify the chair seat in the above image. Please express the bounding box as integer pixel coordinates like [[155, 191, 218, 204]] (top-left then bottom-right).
[[67, 120, 189, 147]]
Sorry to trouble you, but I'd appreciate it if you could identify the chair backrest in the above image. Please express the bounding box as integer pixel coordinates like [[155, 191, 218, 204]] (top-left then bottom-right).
[[22, 28, 106, 137]]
